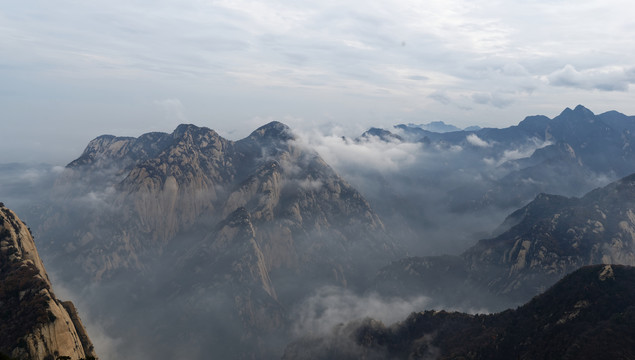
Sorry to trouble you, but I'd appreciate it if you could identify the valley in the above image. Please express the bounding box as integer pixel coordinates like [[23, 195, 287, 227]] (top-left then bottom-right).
[[2, 105, 635, 359]]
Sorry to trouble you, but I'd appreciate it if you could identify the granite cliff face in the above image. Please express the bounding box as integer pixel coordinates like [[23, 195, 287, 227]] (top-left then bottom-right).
[[47, 122, 392, 283], [36, 121, 397, 358], [0, 203, 96, 360], [284, 264, 635, 360], [376, 172, 635, 309]]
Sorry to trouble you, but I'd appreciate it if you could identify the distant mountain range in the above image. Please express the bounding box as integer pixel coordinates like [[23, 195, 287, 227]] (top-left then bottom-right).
[[398, 120, 481, 133], [348, 105, 635, 254], [283, 264, 635, 360], [385, 105, 635, 199]]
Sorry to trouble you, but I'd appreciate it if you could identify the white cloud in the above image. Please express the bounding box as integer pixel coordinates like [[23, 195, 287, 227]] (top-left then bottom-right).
[[291, 286, 429, 336], [495, 138, 553, 166], [295, 130, 423, 173], [466, 134, 492, 148]]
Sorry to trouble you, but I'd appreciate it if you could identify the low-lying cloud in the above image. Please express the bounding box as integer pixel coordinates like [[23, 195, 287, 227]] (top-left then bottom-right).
[[466, 133, 492, 147], [291, 286, 430, 337], [294, 130, 423, 173]]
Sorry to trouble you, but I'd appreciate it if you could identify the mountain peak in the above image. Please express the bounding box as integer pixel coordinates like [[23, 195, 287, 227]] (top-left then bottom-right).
[[359, 128, 403, 142], [573, 104, 594, 116], [172, 123, 218, 138], [249, 121, 294, 141], [518, 114, 551, 129], [558, 105, 595, 118]]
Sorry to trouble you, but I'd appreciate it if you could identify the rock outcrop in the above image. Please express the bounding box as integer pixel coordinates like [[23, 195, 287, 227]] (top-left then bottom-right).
[[0, 203, 96, 360]]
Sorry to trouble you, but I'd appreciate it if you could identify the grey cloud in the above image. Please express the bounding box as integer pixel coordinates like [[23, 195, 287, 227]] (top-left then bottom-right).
[[471, 91, 515, 108], [472, 92, 492, 105], [429, 91, 452, 105], [500, 62, 530, 77], [547, 64, 635, 91]]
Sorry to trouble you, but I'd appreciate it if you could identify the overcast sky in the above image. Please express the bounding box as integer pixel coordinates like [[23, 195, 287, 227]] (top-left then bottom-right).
[[2, 0, 635, 163]]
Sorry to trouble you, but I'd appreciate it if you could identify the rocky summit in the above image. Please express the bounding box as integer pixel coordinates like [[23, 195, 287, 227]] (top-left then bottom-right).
[[36, 121, 399, 358], [0, 203, 96, 360], [48, 122, 395, 282]]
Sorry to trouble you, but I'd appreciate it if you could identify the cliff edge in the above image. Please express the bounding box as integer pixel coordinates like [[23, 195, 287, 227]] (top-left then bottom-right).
[[0, 202, 97, 360]]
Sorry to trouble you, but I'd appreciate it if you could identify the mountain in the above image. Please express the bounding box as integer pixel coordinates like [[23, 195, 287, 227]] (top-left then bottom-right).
[[47, 122, 394, 282], [344, 106, 635, 255], [402, 121, 462, 133], [397, 121, 480, 134], [375, 171, 635, 309], [283, 264, 635, 360], [464, 125, 482, 131], [357, 128, 403, 142], [18, 107, 635, 358], [34, 122, 398, 359], [0, 203, 96, 360], [445, 105, 635, 207]]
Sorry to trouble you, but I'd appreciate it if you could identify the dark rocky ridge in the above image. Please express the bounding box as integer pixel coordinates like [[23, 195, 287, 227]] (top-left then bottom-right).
[[283, 264, 635, 360]]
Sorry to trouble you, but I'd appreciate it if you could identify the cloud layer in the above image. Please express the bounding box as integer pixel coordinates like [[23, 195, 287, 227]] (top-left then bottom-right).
[[2, 0, 635, 163]]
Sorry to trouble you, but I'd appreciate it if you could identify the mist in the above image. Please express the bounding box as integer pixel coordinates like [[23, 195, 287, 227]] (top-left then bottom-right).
[[291, 127, 575, 256], [290, 286, 430, 337], [1, 108, 632, 359]]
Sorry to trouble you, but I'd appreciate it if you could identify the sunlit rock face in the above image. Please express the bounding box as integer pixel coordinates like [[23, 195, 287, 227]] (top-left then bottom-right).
[[375, 173, 635, 309], [0, 203, 96, 360]]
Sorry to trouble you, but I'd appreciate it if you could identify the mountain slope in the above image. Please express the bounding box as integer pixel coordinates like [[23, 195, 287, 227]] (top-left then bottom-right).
[[35, 121, 398, 359], [283, 264, 635, 360], [46, 122, 394, 284], [391, 105, 635, 204], [345, 106, 635, 257], [376, 172, 635, 309], [0, 203, 96, 360]]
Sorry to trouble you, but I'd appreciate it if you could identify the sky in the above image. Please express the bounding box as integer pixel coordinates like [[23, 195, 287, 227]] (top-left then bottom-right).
[[2, 0, 635, 164]]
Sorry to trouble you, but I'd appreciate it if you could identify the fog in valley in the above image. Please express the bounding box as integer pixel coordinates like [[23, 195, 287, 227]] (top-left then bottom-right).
[[2, 104, 634, 358]]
